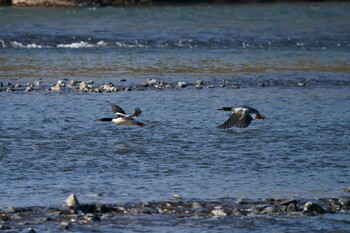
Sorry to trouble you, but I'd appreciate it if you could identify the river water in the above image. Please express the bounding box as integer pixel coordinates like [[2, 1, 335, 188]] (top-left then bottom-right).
[[0, 3, 350, 232]]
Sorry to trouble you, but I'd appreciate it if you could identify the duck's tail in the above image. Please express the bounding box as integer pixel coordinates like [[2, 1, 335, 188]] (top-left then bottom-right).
[[136, 122, 145, 127], [255, 114, 265, 119]]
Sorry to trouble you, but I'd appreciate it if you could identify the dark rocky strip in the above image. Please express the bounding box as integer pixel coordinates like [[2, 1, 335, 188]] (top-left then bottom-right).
[[1, 194, 350, 231], [1, 1, 347, 7], [1, 77, 349, 93]]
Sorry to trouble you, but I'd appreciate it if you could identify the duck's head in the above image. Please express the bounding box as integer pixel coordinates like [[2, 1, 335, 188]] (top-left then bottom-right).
[[217, 107, 232, 111]]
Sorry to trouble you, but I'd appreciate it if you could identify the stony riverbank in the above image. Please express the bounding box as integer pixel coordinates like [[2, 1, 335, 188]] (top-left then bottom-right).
[[0, 0, 347, 7], [1, 77, 350, 93], [1, 194, 350, 232]]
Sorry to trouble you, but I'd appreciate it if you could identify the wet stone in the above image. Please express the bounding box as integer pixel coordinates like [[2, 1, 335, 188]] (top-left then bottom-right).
[[231, 84, 240, 89], [191, 202, 202, 209], [65, 194, 80, 210], [95, 204, 112, 214], [56, 80, 66, 87], [25, 86, 33, 92], [303, 202, 325, 215], [177, 81, 188, 88], [50, 85, 61, 91], [60, 221, 71, 230], [33, 81, 41, 86], [286, 203, 299, 212], [279, 199, 298, 206], [146, 78, 157, 86], [0, 224, 11, 230], [84, 213, 100, 222], [23, 227, 36, 233]]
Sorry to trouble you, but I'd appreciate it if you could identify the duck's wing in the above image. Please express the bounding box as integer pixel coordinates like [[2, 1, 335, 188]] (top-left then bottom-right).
[[235, 115, 253, 128], [130, 108, 142, 118], [217, 113, 241, 129], [243, 106, 259, 115], [110, 103, 126, 117]]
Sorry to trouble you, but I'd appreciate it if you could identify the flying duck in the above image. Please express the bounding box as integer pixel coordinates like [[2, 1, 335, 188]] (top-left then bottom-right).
[[97, 103, 145, 127], [217, 106, 265, 129]]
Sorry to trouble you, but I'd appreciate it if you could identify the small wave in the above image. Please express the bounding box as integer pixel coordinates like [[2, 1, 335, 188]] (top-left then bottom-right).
[[57, 41, 95, 48], [9, 41, 49, 49], [2, 37, 349, 50]]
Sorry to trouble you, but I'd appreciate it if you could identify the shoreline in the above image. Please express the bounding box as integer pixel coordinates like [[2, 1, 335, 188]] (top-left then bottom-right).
[[1, 77, 350, 93], [0, 0, 348, 7], [1, 194, 349, 231]]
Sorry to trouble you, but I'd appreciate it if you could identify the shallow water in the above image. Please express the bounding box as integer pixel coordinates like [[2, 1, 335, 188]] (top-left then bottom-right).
[[1, 78, 349, 207], [1, 3, 350, 232]]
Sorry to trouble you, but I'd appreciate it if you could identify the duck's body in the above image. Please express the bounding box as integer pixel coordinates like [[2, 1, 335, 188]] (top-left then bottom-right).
[[217, 106, 265, 129], [97, 103, 145, 127]]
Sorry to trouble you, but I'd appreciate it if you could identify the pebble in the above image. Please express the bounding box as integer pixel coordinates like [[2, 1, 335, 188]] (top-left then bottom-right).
[[0, 225, 11, 230], [172, 194, 182, 200], [194, 81, 203, 89], [33, 81, 41, 86], [24, 228, 36, 233], [146, 78, 158, 86], [56, 80, 66, 87], [191, 202, 202, 209], [1, 78, 348, 94], [211, 206, 227, 216], [25, 86, 33, 92], [60, 221, 71, 230], [303, 202, 325, 215], [231, 84, 240, 89], [0, 196, 348, 230], [50, 85, 61, 91], [177, 81, 188, 88]]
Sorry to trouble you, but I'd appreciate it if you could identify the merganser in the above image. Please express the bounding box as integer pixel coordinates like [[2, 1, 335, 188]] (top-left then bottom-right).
[[217, 106, 265, 129], [97, 103, 145, 127]]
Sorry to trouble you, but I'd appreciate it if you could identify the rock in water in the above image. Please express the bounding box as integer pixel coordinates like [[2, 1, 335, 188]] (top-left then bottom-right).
[[303, 202, 325, 215], [65, 194, 80, 209], [177, 81, 188, 88]]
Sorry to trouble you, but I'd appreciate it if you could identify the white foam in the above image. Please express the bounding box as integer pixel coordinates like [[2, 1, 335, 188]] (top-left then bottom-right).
[[97, 40, 108, 47], [57, 41, 94, 48], [10, 41, 47, 49]]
